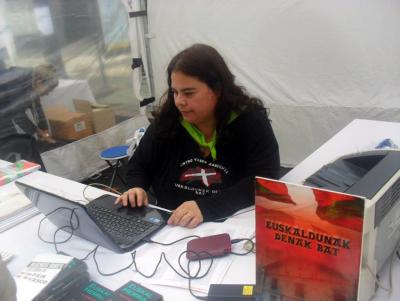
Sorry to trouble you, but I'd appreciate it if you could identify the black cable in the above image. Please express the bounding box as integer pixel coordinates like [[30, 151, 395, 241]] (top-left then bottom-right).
[[212, 208, 255, 222], [80, 245, 99, 261], [38, 206, 99, 261], [90, 245, 215, 301], [181, 251, 213, 300], [178, 251, 213, 279], [36, 206, 252, 300], [230, 238, 255, 255], [52, 225, 73, 254], [89, 244, 213, 280], [143, 235, 200, 246], [92, 248, 139, 276], [184, 251, 211, 301], [37, 207, 80, 253]]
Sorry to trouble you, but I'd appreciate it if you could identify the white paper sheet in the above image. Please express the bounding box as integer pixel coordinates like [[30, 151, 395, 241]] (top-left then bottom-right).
[[132, 223, 254, 293]]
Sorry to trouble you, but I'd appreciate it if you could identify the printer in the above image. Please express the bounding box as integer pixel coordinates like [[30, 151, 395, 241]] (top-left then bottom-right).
[[304, 149, 400, 300]]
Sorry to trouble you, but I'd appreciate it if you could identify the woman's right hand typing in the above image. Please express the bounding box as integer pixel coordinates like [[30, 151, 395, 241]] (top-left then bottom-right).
[[115, 187, 148, 208]]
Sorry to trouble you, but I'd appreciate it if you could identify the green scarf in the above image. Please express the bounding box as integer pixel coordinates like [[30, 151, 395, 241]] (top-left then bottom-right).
[[180, 111, 239, 160]]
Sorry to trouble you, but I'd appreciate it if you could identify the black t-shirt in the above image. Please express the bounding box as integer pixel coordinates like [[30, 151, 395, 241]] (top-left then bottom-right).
[[126, 109, 280, 221]]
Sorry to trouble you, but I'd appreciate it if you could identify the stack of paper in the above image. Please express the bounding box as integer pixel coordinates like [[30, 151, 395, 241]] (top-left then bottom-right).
[[0, 160, 41, 232], [135, 223, 255, 294], [0, 190, 39, 233]]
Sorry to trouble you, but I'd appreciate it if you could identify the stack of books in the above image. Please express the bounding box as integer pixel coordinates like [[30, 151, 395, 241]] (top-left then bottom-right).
[[0, 160, 41, 186], [0, 160, 41, 232], [15, 253, 163, 301]]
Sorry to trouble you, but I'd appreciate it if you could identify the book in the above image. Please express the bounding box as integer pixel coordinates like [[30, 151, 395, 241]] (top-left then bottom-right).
[[35, 256, 89, 301], [111, 280, 163, 301], [0, 206, 39, 233], [0, 191, 30, 219], [15, 253, 88, 301], [70, 279, 164, 301], [0, 160, 41, 232], [0, 160, 41, 186], [69, 280, 113, 301], [255, 177, 365, 301]]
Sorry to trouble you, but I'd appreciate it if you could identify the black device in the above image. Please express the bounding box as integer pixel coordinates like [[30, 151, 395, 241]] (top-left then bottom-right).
[[304, 149, 400, 198], [111, 280, 163, 301], [208, 284, 255, 301], [15, 181, 166, 253], [70, 280, 114, 301], [34, 256, 89, 301]]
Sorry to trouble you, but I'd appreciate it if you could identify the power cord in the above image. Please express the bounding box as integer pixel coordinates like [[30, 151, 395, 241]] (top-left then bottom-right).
[[143, 235, 200, 246], [37, 207, 80, 254], [37, 205, 254, 300], [82, 183, 122, 203], [365, 239, 400, 294], [213, 208, 255, 222], [90, 246, 213, 300], [230, 238, 255, 255]]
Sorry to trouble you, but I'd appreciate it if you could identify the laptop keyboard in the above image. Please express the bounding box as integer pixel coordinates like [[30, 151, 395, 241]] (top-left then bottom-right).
[[88, 204, 154, 245]]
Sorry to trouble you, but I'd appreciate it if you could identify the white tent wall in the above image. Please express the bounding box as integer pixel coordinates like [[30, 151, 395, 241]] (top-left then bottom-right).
[[147, 0, 400, 167]]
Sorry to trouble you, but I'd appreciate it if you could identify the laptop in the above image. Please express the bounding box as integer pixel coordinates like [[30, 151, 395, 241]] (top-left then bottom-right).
[[15, 181, 167, 253]]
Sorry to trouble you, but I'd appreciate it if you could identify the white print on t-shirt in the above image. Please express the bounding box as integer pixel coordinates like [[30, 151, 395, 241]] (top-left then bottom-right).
[[174, 183, 220, 196], [175, 157, 230, 196], [180, 157, 229, 174]]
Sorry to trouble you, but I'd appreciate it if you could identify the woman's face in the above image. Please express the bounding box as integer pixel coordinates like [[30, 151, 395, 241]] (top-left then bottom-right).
[[171, 71, 218, 129]]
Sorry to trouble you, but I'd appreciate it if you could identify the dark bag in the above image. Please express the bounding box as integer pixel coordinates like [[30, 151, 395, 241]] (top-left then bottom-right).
[[0, 134, 46, 171]]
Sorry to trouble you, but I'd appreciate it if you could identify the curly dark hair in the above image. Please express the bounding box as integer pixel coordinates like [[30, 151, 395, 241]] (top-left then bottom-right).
[[153, 43, 267, 138]]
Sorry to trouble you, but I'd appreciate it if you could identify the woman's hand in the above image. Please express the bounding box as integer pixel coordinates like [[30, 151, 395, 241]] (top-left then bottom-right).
[[115, 187, 148, 208], [168, 201, 203, 228]]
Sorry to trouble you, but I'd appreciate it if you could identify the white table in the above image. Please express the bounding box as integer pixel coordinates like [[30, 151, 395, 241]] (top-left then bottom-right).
[[0, 171, 255, 301], [2, 118, 399, 300], [282, 118, 400, 301]]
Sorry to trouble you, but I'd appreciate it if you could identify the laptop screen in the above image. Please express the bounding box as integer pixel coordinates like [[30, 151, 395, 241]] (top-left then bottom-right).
[[15, 181, 145, 253], [15, 181, 164, 253]]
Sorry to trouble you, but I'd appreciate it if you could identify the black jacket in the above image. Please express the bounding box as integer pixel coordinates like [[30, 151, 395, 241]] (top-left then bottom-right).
[[0, 67, 48, 138], [126, 109, 280, 221]]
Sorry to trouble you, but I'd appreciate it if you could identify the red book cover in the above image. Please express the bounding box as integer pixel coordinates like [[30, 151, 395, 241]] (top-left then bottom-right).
[[0, 160, 41, 186], [255, 177, 365, 301]]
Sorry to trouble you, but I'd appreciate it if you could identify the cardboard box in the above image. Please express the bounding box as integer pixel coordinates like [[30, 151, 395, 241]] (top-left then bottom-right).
[[73, 99, 116, 133], [45, 105, 93, 141]]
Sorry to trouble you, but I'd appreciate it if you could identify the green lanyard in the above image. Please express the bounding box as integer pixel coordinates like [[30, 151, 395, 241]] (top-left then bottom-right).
[[180, 111, 239, 160]]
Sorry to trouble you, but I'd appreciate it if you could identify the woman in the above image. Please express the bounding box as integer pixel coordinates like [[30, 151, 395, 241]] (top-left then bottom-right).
[[117, 44, 280, 228]]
